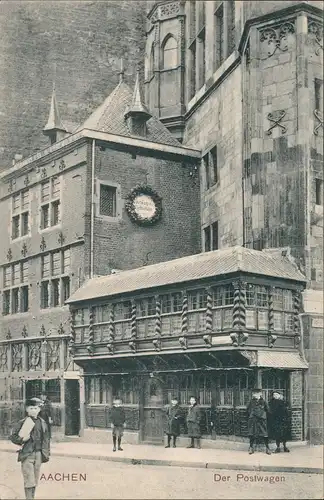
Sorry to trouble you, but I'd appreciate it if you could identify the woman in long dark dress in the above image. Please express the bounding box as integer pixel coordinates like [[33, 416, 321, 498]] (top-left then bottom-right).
[[247, 388, 271, 455], [164, 396, 182, 448], [268, 391, 291, 453]]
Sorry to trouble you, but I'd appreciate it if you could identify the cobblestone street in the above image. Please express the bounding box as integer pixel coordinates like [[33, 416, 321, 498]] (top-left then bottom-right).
[[0, 452, 323, 500]]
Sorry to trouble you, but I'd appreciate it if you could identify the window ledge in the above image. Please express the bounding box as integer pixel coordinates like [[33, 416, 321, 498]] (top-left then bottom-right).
[[187, 52, 239, 115], [39, 224, 62, 233], [11, 234, 30, 243], [96, 215, 122, 222]]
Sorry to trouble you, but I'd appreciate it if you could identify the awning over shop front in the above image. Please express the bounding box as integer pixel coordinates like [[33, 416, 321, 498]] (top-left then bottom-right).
[[257, 351, 308, 370]]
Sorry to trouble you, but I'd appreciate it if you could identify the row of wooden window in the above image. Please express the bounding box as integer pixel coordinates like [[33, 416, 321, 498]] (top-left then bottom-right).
[[74, 286, 295, 325], [85, 371, 288, 407]]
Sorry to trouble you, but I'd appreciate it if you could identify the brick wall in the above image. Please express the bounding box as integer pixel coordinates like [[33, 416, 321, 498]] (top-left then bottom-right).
[[83, 143, 201, 277], [0, 0, 146, 169], [290, 371, 303, 440], [183, 66, 244, 249]]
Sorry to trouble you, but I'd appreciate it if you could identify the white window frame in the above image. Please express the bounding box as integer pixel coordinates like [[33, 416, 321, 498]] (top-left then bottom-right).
[[39, 176, 62, 232], [96, 179, 122, 220], [11, 189, 30, 241]]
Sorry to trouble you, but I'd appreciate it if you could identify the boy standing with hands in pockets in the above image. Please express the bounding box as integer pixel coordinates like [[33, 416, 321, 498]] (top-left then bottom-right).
[[111, 397, 126, 452]]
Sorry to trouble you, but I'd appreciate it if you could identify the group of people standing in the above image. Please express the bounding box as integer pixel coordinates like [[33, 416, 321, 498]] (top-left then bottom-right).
[[164, 389, 291, 454], [247, 388, 291, 454]]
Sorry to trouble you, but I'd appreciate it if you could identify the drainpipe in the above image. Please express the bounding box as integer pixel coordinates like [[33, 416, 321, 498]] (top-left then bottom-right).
[[90, 139, 96, 279], [298, 312, 309, 442]]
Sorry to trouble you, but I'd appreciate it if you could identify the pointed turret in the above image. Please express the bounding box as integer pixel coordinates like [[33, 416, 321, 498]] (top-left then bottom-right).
[[43, 84, 67, 145], [124, 68, 151, 136]]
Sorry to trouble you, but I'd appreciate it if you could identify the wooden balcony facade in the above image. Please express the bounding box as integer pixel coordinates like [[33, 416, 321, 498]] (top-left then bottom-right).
[[67, 247, 308, 443]]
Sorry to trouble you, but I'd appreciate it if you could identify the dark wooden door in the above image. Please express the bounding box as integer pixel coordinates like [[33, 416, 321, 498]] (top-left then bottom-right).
[[142, 378, 165, 444], [64, 379, 80, 436]]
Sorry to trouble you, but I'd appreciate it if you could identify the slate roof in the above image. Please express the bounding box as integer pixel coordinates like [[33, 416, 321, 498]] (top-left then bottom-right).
[[78, 81, 180, 147], [67, 246, 306, 304]]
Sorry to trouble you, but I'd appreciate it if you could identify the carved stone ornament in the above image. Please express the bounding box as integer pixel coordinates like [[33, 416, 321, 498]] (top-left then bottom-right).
[[159, 2, 180, 20], [59, 159, 66, 171], [7, 248, 12, 261], [259, 21, 295, 59], [266, 110, 287, 135], [40, 236, 46, 252], [240, 350, 257, 366], [41, 168, 47, 179], [8, 179, 16, 193], [28, 345, 41, 368], [12, 344, 23, 370], [0, 347, 8, 369], [21, 242, 28, 257], [308, 20, 323, 56], [24, 175, 30, 187], [58, 231, 65, 246], [125, 185, 162, 226], [22, 326, 28, 338], [314, 109, 323, 136]]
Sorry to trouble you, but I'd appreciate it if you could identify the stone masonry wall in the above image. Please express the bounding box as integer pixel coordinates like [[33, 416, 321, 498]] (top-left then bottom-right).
[[303, 313, 324, 444], [242, 10, 323, 287], [183, 66, 244, 249], [0, 0, 146, 170], [82, 143, 201, 278]]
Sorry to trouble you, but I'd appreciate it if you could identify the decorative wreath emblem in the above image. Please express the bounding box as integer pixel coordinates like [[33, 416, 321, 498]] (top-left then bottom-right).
[[125, 185, 162, 226]]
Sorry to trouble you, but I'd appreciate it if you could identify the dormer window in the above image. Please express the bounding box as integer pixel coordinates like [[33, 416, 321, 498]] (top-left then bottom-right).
[[162, 36, 178, 69]]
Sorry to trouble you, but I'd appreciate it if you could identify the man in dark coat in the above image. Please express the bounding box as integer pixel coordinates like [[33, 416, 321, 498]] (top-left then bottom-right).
[[247, 388, 271, 455], [186, 396, 202, 449], [39, 393, 54, 438], [268, 391, 291, 453], [164, 396, 182, 448], [111, 397, 126, 452], [9, 397, 50, 500]]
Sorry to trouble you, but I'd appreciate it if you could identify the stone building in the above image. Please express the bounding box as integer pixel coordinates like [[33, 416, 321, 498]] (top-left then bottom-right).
[[0, 0, 323, 444], [0, 66, 200, 437]]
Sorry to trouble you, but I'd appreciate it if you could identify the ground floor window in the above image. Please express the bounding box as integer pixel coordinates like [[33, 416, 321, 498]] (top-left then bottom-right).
[[25, 379, 61, 403], [262, 370, 289, 402]]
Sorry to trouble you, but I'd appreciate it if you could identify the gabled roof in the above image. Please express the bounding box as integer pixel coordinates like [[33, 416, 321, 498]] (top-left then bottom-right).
[[77, 80, 180, 147], [67, 246, 306, 304]]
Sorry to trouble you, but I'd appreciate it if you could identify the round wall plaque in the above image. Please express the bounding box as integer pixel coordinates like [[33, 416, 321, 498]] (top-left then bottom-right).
[[125, 185, 162, 226]]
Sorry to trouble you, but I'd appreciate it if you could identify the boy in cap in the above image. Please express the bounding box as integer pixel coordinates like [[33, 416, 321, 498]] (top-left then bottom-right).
[[247, 388, 271, 455], [268, 390, 291, 453], [110, 397, 126, 452], [164, 396, 182, 448], [10, 397, 50, 500]]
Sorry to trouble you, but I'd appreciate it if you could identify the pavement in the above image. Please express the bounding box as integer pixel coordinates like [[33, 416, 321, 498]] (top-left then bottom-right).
[[0, 440, 322, 474]]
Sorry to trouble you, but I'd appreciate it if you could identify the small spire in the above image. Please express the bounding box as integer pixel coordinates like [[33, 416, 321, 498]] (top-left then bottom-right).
[[43, 85, 66, 134], [124, 67, 151, 120], [119, 58, 125, 83]]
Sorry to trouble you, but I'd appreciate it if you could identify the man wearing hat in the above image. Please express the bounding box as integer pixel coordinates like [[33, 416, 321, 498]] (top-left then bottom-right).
[[9, 397, 51, 500], [247, 388, 271, 455], [164, 396, 182, 448], [268, 390, 291, 453]]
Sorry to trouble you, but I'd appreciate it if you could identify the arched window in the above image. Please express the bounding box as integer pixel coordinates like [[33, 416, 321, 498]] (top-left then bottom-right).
[[162, 36, 178, 69]]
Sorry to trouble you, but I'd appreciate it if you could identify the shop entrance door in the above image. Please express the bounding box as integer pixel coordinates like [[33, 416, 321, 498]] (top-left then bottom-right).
[[142, 378, 165, 444], [64, 379, 80, 436]]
